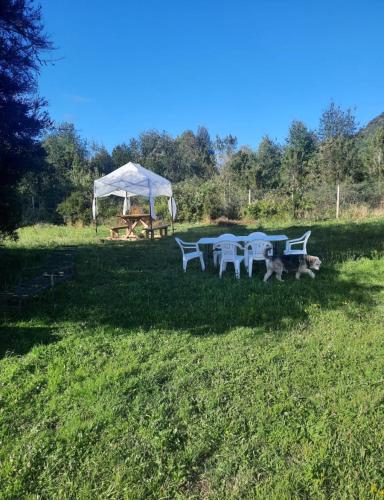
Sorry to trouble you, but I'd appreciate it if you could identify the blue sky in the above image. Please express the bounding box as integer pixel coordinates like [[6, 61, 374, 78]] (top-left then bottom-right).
[[39, 0, 384, 151]]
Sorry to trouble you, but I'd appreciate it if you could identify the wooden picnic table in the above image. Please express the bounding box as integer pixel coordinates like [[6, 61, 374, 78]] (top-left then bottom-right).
[[109, 213, 151, 240]]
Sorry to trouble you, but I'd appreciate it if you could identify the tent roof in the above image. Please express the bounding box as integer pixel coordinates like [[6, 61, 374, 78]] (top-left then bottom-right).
[[94, 162, 173, 199]]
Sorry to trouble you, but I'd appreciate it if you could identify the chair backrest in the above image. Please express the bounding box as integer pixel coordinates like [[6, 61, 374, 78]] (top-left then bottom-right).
[[215, 240, 241, 260], [296, 230, 311, 249], [213, 233, 237, 252], [287, 230, 311, 253], [301, 230, 311, 252], [175, 237, 184, 253], [247, 239, 272, 260], [216, 233, 237, 241], [175, 237, 192, 256], [248, 231, 267, 239]]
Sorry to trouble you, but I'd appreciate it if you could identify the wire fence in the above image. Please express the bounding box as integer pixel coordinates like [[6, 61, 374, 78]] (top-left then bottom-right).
[[20, 180, 384, 226], [237, 181, 384, 221]]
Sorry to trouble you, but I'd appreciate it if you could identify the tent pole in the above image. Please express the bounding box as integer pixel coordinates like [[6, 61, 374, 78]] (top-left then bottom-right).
[[148, 179, 153, 240], [170, 197, 174, 234], [93, 196, 98, 234]]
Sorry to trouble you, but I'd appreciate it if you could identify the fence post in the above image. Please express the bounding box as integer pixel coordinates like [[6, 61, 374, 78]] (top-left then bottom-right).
[[336, 183, 340, 219], [248, 189, 251, 205]]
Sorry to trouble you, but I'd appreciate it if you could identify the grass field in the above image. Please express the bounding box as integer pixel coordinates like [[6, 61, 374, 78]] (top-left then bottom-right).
[[1, 219, 384, 498]]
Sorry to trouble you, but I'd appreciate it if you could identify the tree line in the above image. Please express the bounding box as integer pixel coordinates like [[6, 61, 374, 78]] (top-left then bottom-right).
[[1, 1, 384, 240], [17, 104, 384, 225]]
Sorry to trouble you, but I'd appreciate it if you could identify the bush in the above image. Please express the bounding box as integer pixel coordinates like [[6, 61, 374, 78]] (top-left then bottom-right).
[[245, 195, 291, 220], [173, 178, 205, 222], [173, 177, 243, 222], [57, 190, 92, 225]]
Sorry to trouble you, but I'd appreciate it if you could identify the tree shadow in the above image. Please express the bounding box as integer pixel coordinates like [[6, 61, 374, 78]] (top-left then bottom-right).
[[0, 325, 59, 358]]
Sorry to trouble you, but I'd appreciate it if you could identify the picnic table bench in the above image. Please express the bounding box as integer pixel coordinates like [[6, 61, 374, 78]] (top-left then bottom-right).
[[143, 224, 169, 239], [109, 224, 131, 239]]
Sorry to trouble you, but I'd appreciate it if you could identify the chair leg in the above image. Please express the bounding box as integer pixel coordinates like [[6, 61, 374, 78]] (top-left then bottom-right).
[[219, 259, 224, 278], [183, 258, 187, 272], [248, 258, 253, 278], [235, 261, 240, 279], [199, 254, 205, 271]]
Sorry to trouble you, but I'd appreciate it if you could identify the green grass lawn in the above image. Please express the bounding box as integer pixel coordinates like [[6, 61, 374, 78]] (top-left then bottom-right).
[[1, 219, 384, 498]]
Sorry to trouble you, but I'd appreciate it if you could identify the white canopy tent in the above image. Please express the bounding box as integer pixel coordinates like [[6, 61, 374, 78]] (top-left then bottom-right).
[[92, 162, 176, 228]]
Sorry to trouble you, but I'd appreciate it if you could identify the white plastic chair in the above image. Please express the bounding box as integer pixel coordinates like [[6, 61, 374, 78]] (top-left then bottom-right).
[[175, 237, 205, 272], [248, 231, 267, 239], [244, 232, 267, 267], [283, 231, 311, 256], [246, 239, 272, 278], [213, 234, 237, 267], [213, 240, 244, 279]]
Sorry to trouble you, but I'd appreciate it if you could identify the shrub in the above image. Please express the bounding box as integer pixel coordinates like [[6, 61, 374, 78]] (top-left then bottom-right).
[[173, 177, 244, 222], [173, 178, 205, 222], [57, 190, 92, 225], [245, 195, 291, 220]]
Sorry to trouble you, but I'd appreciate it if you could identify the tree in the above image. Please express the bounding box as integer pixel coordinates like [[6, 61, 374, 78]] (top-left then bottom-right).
[[282, 121, 317, 217], [39, 123, 94, 222], [361, 126, 384, 189], [111, 143, 135, 168], [0, 0, 52, 239], [44, 123, 89, 187], [195, 126, 216, 178], [214, 134, 238, 176], [318, 101, 357, 141], [138, 130, 180, 180], [176, 128, 216, 181], [256, 136, 282, 189], [223, 147, 258, 190], [89, 145, 115, 176], [317, 102, 359, 183]]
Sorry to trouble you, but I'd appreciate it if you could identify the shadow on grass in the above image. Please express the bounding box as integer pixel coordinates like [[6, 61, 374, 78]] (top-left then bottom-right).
[[1, 219, 383, 352], [0, 325, 59, 358]]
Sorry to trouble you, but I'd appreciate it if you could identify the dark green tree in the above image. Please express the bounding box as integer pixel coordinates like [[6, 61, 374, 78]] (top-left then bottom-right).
[[0, 0, 52, 239], [176, 129, 215, 180], [256, 136, 282, 189], [111, 143, 134, 168], [223, 147, 258, 190], [139, 130, 178, 179], [282, 121, 317, 217], [317, 102, 359, 183], [89, 145, 115, 176], [318, 101, 357, 140], [360, 126, 384, 189], [40, 123, 93, 222]]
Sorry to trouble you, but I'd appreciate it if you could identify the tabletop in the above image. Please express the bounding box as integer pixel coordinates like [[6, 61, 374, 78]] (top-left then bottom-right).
[[118, 214, 151, 220], [197, 234, 288, 245]]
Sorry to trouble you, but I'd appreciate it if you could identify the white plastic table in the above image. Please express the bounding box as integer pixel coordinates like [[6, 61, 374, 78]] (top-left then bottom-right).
[[197, 234, 288, 263], [197, 234, 288, 245]]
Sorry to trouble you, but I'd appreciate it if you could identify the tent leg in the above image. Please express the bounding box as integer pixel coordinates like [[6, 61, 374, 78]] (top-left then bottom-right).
[[170, 197, 174, 234], [148, 179, 154, 240]]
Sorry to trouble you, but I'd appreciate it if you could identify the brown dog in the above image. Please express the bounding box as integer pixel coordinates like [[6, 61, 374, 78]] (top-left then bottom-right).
[[263, 251, 322, 282]]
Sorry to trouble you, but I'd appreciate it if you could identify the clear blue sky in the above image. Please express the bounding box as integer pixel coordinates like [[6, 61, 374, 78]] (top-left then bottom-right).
[[39, 0, 384, 151]]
